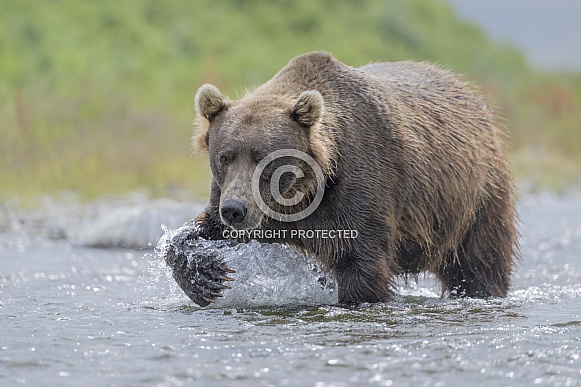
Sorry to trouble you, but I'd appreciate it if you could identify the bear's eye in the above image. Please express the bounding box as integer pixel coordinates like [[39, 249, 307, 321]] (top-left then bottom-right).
[[219, 155, 230, 165]]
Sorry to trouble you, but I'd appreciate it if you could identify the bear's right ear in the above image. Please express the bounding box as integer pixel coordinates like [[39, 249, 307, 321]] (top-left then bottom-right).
[[195, 84, 226, 121], [194, 84, 227, 152]]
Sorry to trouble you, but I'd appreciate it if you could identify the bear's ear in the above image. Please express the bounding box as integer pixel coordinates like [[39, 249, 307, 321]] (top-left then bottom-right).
[[291, 90, 324, 127], [291, 90, 336, 177], [193, 84, 227, 152], [195, 83, 226, 121]]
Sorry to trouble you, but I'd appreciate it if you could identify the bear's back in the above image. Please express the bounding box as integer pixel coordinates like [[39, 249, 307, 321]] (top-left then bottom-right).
[[359, 61, 481, 110]]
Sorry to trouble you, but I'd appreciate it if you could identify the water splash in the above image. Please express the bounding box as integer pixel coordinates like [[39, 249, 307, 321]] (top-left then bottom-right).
[[155, 224, 337, 307]]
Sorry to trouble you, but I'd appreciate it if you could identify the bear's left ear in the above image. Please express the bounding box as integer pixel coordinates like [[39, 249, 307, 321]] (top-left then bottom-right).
[[291, 90, 324, 127], [290, 90, 337, 177]]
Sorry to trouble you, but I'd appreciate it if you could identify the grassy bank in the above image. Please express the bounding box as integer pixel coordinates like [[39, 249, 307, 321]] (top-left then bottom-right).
[[490, 73, 581, 192], [1, 0, 579, 203]]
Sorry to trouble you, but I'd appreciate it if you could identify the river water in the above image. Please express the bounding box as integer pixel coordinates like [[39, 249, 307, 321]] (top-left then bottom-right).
[[1, 193, 580, 386]]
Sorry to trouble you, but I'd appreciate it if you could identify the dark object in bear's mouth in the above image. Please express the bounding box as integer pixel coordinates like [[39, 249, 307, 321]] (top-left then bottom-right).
[[160, 223, 236, 307]]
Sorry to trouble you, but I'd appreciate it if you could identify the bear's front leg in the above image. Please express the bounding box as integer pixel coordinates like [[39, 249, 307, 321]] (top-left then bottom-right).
[[189, 179, 228, 240], [189, 204, 228, 240], [332, 253, 394, 305], [164, 228, 235, 306], [164, 181, 236, 306]]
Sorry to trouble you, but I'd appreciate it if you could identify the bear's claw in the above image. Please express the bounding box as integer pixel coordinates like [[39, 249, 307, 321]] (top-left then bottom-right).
[[162, 224, 236, 307]]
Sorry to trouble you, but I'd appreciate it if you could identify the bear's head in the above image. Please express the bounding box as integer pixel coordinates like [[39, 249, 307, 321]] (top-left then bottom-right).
[[194, 83, 335, 230]]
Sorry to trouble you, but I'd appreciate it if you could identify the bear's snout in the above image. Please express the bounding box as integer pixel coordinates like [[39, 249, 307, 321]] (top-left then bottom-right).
[[220, 199, 247, 226]]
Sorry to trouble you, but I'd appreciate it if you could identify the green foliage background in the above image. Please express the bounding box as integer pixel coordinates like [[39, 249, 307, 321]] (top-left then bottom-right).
[[1, 0, 580, 201]]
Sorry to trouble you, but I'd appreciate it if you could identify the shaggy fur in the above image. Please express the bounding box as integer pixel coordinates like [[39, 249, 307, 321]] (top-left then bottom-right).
[[192, 51, 519, 305]]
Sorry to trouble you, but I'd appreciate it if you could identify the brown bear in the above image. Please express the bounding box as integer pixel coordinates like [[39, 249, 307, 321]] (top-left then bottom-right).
[[190, 51, 518, 305]]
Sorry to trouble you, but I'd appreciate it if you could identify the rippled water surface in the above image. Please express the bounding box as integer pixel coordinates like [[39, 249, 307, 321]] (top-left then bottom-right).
[[1, 194, 580, 386]]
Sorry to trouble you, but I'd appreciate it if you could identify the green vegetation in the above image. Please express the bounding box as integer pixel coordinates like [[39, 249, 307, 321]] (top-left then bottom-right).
[[1, 0, 580, 202]]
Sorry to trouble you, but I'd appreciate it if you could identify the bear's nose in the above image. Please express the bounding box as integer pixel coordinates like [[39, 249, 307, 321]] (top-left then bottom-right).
[[220, 199, 247, 225]]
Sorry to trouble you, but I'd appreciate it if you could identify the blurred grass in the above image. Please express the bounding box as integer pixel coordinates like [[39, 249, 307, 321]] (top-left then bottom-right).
[[1, 0, 580, 203]]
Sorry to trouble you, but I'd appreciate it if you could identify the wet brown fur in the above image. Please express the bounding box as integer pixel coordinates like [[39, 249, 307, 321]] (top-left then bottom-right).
[[193, 52, 519, 304]]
